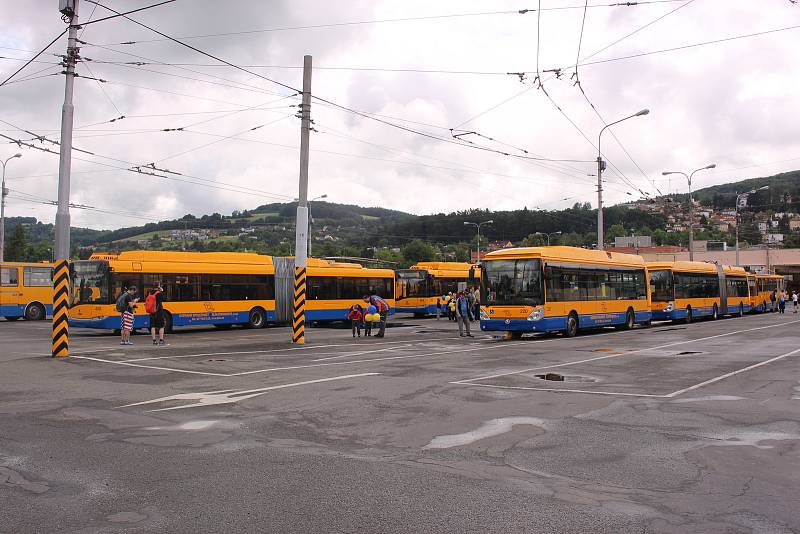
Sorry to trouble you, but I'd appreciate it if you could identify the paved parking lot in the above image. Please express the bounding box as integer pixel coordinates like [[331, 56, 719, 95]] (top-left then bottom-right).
[[2, 313, 800, 533]]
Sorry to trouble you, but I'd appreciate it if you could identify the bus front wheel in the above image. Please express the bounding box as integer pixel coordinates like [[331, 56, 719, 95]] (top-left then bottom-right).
[[24, 303, 46, 321], [621, 308, 635, 330], [248, 308, 266, 329], [565, 312, 579, 338]]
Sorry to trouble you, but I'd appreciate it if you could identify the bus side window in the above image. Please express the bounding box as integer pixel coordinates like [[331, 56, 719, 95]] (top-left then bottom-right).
[[1, 267, 19, 286]]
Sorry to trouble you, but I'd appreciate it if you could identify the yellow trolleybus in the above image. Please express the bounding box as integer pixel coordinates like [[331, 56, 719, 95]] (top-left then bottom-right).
[[395, 262, 479, 316], [647, 261, 751, 322], [752, 273, 784, 312], [0, 261, 53, 321], [480, 246, 650, 337], [68, 251, 396, 331]]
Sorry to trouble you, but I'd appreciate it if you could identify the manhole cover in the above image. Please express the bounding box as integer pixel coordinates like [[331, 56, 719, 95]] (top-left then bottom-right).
[[532, 373, 597, 383], [535, 373, 564, 381]]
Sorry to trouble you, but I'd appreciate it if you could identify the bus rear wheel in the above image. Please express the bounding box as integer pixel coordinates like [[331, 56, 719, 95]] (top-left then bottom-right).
[[565, 312, 579, 338], [247, 307, 266, 329], [24, 303, 45, 321], [621, 308, 635, 330]]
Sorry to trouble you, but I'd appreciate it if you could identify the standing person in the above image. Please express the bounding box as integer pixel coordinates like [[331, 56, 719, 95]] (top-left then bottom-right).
[[778, 290, 787, 314], [792, 291, 798, 314], [770, 289, 777, 312], [466, 287, 477, 322], [115, 285, 138, 346], [473, 287, 481, 321], [363, 294, 390, 338], [347, 304, 364, 338], [146, 284, 167, 346], [435, 294, 441, 320], [448, 293, 457, 321], [456, 291, 474, 337]]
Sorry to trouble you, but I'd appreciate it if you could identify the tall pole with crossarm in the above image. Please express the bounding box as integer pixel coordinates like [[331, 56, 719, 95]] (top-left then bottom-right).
[[52, 0, 80, 358], [292, 55, 312, 344]]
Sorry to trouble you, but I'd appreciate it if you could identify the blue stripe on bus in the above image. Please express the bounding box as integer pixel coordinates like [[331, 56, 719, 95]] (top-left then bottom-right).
[[480, 310, 652, 333], [1, 304, 24, 318], [394, 304, 438, 315]]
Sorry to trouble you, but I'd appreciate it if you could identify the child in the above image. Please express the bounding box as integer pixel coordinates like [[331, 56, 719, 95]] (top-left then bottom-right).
[[364, 304, 377, 336], [347, 304, 364, 338], [448, 294, 457, 321]]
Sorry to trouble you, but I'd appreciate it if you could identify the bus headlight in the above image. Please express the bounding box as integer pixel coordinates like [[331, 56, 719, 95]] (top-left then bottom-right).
[[527, 307, 544, 321], [665, 302, 674, 312], [480, 308, 489, 321]]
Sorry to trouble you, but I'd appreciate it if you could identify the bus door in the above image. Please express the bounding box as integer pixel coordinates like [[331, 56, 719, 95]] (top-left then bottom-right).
[[716, 264, 728, 315], [273, 257, 295, 323]]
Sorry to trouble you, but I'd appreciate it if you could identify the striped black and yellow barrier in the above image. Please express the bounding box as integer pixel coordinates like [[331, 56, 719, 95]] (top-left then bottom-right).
[[51, 259, 70, 358], [292, 265, 306, 344]]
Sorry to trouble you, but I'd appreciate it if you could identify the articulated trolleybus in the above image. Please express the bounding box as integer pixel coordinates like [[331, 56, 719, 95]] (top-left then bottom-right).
[[69, 251, 394, 331], [647, 261, 751, 322], [395, 262, 479, 316], [480, 246, 651, 338], [0, 261, 53, 321]]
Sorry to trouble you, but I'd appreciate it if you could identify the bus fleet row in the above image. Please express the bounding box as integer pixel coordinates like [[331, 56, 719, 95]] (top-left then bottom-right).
[[0, 248, 786, 335]]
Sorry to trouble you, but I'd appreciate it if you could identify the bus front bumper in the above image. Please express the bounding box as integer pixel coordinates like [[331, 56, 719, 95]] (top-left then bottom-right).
[[480, 317, 565, 332]]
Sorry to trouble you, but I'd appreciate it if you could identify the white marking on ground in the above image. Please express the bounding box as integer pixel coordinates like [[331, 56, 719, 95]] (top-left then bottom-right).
[[119, 373, 380, 411], [670, 395, 746, 403], [455, 320, 800, 384], [312, 345, 412, 362], [423, 417, 547, 449], [72, 356, 229, 376]]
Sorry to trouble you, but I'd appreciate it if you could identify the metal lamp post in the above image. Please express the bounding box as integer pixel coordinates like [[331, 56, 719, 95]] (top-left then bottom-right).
[[307, 193, 327, 257], [535, 230, 562, 246], [0, 153, 22, 262], [596, 109, 649, 250], [464, 220, 493, 262], [662, 164, 716, 261], [735, 186, 769, 266]]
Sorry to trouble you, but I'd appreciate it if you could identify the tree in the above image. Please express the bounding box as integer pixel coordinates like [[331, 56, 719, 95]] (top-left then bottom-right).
[[652, 229, 668, 245], [4, 223, 26, 261], [521, 233, 546, 247], [605, 223, 627, 244], [401, 239, 436, 263]]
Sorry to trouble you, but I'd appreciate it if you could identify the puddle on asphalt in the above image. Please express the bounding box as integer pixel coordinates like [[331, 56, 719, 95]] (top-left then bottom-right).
[[423, 417, 546, 449]]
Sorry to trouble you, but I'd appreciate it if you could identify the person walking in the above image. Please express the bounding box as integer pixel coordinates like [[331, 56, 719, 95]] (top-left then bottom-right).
[[778, 290, 787, 314], [472, 288, 481, 321], [115, 285, 138, 346], [347, 304, 364, 338], [364, 294, 390, 338], [456, 291, 474, 337], [792, 291, 798, 314], [770, 289, 777, 312], [146, 284, 167, 346], [466, 287, 477, 321]]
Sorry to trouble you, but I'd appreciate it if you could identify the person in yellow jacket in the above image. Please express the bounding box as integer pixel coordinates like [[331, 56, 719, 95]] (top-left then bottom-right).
[[447, 293, 457, 321]]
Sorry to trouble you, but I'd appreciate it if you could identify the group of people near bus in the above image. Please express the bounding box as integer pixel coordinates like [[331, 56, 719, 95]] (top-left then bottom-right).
[[438, 288, 479, 337], [346, 294, 390, 338], [771, 289, 799, 314], [114, 284, 168, 346]]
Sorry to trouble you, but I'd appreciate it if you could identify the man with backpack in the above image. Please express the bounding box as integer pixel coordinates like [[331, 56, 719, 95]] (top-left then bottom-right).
[[115, 286, 138, 346], [146, 284, 167, 346]]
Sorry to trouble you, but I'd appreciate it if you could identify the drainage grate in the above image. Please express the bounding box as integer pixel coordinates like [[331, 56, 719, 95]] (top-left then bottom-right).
[[535, 373, 565, 381]]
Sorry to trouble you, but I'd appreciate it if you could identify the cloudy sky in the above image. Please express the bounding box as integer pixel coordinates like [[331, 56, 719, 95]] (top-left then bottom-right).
[[2, 0, 799, 229]]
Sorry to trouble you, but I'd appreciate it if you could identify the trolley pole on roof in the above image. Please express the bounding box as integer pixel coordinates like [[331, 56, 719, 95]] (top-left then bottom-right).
[[52, 0, 81, 358], [292, 55, 312, 345]]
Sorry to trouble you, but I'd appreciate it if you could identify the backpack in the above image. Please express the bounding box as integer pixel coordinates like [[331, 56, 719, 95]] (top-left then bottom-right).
[[115, 292, 128, 312], [145, 292, 158, 314]]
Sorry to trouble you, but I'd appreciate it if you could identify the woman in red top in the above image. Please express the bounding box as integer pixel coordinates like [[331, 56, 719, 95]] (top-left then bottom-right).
[[347, 304, 364, 338]]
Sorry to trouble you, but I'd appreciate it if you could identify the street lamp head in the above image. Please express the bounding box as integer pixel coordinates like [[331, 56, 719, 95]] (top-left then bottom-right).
[[635, 109, 650, 117], [704, 164, 716, 170], [555, 231, 562, 235], [463, 221, 472, 226], [485, 220, 494, 224], [758, 185, 769, 191], [13, 153, 22, 158], [662, 171, 676, 176], [319, 194, 328, 199]]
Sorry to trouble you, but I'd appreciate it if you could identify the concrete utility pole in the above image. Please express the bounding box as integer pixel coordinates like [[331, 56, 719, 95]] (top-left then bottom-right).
[[662, 163, 716, 261], [0, 153, 22, 262], [464, 220, 492, 262], [596, 109, 649, 250], [292, 55, 312, 345], [52, 0, 80, 358]]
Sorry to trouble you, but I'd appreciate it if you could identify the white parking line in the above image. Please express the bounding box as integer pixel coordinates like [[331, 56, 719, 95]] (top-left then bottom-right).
[[71, 355, 230, 376], [454, 320, 800, 384]]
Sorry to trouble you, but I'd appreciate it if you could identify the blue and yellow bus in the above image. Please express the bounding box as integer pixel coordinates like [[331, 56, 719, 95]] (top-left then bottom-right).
[[751, 273, 785, 312], [68, 251, 395, 331], [395, 262, 479, 316], [647, 261, 751, 322], [0, 261, 53, 321], [480, 246, 651, 338]]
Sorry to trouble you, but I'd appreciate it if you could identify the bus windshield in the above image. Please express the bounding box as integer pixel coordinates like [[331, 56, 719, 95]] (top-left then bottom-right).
[[483, 259, 543, 306], [71, 261, 110, 305], [649, 269, 674, 302]]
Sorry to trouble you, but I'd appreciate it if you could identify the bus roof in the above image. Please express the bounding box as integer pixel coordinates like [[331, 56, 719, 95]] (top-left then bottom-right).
[[306, 257, 394, 277], [409, 261, 479, 278], [647, 260, 719, 274], [91, 250, 273, 265], [483, 246, 645, 267], [722, 265, 748, 276]]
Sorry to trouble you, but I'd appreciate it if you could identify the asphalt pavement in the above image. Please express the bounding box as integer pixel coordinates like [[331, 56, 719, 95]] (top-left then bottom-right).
[[1, 312, 799, 533]]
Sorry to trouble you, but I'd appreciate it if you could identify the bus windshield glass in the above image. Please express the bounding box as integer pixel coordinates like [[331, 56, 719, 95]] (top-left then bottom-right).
[[483, 259, 543, 306], [649, 269, 673, 302], [71, 261, 109, 305]]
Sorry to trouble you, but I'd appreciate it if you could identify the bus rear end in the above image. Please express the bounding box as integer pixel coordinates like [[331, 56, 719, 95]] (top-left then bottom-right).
[[68, 259, 117, 329], [394, 269, 436, 315]]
